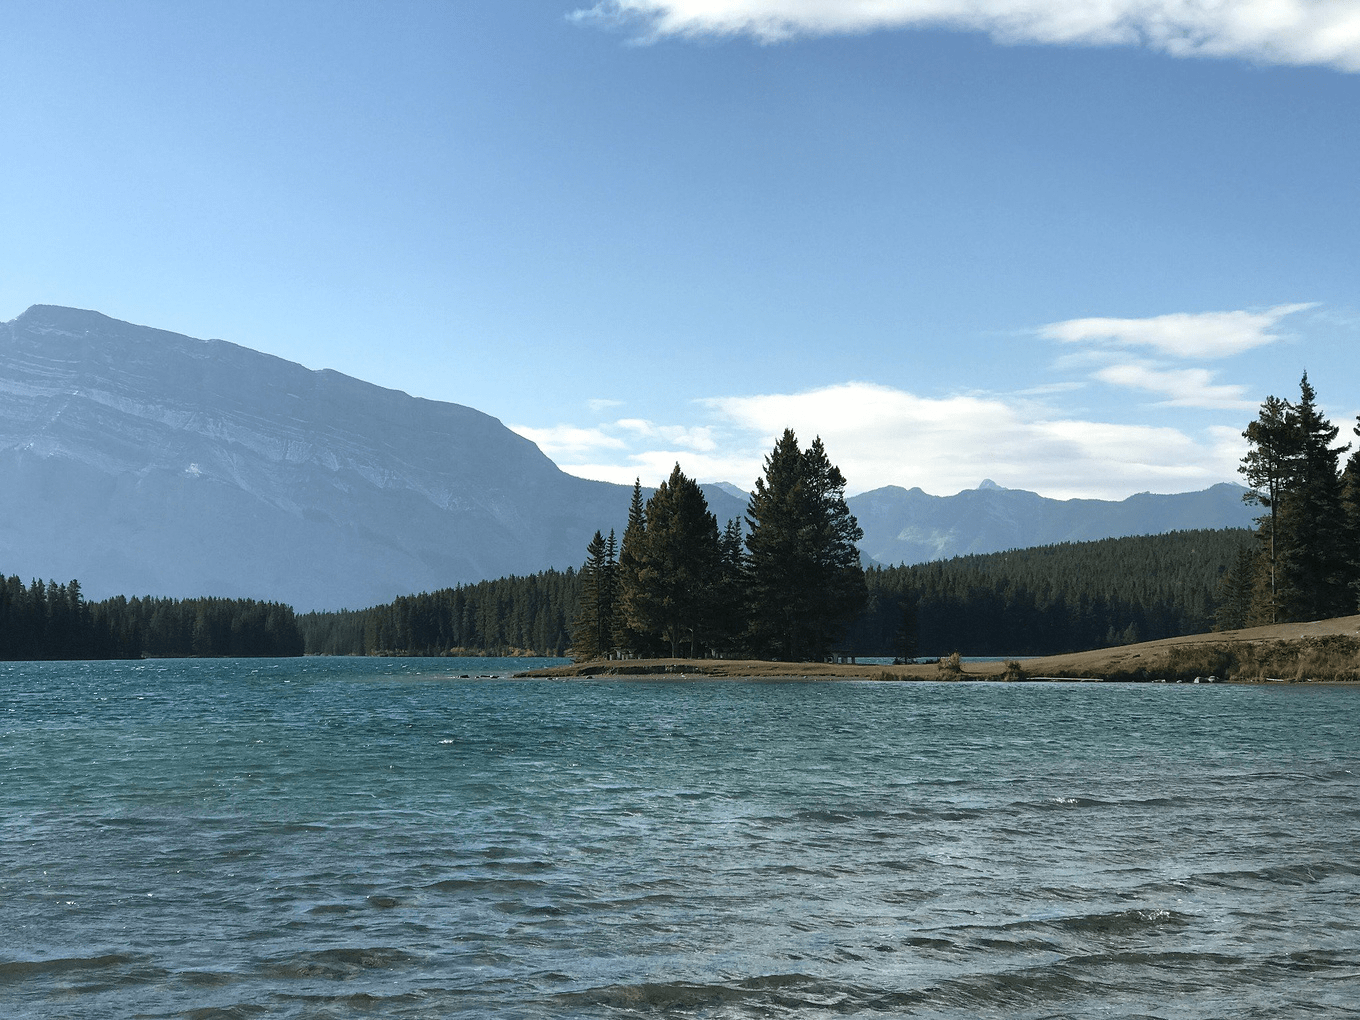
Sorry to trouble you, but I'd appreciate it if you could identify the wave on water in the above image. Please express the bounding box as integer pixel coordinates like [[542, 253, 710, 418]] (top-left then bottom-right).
[[5, 662, 1360, 1018], [260, 947, 423, 981], [0, 952, 151, 982]]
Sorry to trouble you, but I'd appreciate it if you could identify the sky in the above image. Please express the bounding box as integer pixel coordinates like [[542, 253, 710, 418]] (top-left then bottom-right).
[[2, 0, 1357, 500]]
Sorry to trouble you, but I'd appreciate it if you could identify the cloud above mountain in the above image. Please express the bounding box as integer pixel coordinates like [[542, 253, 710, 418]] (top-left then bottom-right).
[[1040, 304, 1315, 359], [705, 382, 1242, 499], [572, 0, 1360, 71], [517, 381, 1244, 501]]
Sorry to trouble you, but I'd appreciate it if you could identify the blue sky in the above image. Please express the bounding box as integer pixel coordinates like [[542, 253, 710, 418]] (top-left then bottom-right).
[[2, 0, 1357, 499]]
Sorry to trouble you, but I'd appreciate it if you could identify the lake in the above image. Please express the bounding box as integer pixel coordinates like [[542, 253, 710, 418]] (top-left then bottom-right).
[[3, 658, 1358, 1018]]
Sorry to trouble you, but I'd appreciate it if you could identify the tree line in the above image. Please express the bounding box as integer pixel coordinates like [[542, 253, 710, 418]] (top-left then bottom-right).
[[14, 404, 1300, 662], [0, 575, 303, 659], [1220, 373, 1360, 628], [850, 528, 1252, 656], [572, 429, 867, 661], [292, 527, 1249, 660], [2, 526, 1252, 661], [296, 570, 577, 657]]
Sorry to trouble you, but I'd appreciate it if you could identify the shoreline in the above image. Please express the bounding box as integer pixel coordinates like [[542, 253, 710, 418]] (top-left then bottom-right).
[[516, 614, 1360, 684]]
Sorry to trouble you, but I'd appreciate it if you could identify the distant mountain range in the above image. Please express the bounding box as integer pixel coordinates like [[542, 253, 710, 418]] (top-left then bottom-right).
[[847, 478, 1257, 566], [1, 305, 1255, 609]]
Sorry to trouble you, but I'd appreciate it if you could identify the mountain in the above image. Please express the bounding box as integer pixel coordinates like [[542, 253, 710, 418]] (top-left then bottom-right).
[[847, 478, 1257, 566], [1, 305, 1257, 610], [0, 305, 744, 610]]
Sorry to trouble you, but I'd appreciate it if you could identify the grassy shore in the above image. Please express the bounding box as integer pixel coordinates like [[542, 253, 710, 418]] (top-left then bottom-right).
[[517, 614, 1360, 683]]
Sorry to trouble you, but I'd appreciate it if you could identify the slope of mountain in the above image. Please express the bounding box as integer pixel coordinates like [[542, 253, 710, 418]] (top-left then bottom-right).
[[1, 305, 1257, 610], [848, 478, 1257, 566], [0, 305, 743, 610]]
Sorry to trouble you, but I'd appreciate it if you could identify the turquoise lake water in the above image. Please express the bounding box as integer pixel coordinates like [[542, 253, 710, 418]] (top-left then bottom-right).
[[2, 657, 1358, 1018]]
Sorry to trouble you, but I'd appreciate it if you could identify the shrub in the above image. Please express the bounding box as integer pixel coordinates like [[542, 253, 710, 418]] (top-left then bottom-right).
[[937, 651, 963, 677]]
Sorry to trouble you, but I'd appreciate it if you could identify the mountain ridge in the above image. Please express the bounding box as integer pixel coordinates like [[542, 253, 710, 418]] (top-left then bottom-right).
[[847, 479, 1256, 565], [1, 305, 1255, 609]]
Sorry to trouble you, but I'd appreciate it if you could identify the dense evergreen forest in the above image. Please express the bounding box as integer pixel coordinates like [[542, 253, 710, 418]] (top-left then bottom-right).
[[849, 529, 1251, 655], [16, 377, 1358, 663], [0, 576, 303, 660], [296, 570, 577, 657], [3, 530, 1253, 662], [1223, 374, 1360, 628], [295, 528, 1252, 658]]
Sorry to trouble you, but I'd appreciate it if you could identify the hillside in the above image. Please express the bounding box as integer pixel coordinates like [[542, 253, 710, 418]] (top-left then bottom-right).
[[2, 304, 1256, 611], [0, 305, 744, 610], [849, 479, 1256, 565]]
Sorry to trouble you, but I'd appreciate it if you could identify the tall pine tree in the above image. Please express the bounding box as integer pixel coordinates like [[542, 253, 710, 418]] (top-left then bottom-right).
[[570, 530, 616, 660], [614, 479, 655, 657], [1275, 374, 1350, 621], [1241, 394, 1292, 623], [744, 430, 866, 660], [629, 465, 722, 657], [1241, 375, 1353, 624]]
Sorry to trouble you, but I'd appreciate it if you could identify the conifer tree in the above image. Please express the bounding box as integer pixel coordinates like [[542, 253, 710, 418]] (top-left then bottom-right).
[[629, 464, 721, 657], [1340, 420, 1360, 608], [570, 530, 614, 660], [614, 479, 653, 657], [1275, 374, 1350, 620], [1213, 545, 1258, 631], [744, 429, 866, 660], [1241, 375, 1354, 623], [1241, 394, 1292, 623], [708, 518, 746, 655]]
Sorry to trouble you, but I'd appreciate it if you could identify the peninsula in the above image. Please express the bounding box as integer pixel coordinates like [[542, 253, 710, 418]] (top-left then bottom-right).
[[519, 614, 1360, 684]]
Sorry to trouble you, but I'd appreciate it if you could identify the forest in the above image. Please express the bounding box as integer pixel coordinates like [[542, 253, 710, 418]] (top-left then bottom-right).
[[3, 528, 1252, 662], [295, 526, 1249, 659], [11, 378, 1356, 663], [0, 576, 303, 660], [1219, 373, 1360, 628]]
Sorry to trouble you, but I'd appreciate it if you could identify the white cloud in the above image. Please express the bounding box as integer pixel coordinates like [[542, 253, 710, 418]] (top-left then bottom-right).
[[705, 381, 1242, 499], [1015, 381, 1086, 396], [512, 417, 731, 485], [572, 0, 1360, 72], [519, 381, 1248, 500], [587, 397, 624, 412], [616, 418, 719, 451], [1092, 362, 1255, 409], [508, 423, 627, 460], [559, 448, 767, 490], [1040, 303, 1315, 360]]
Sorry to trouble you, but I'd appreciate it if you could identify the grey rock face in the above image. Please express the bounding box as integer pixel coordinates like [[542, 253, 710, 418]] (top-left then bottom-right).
[[0, 305, 682, 610], [0, 305, 1252, 609]]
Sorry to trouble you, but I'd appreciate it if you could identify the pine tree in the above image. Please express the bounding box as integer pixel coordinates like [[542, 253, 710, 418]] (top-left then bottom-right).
[[630, 464, 722, 657], [600, 529, 618, 656], [614, 479, 653, 657], [1241, 394, 1293, 623], [1274, 374, 1351, 621], [744, 429, 866, 660], [570, 530, 612, 661], [1213, 545, 1258, 631], [1341, 423, 1360, 608], [703, 518, 746, 656]]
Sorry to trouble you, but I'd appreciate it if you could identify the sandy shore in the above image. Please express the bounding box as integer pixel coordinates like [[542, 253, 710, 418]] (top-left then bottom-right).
[[516, 614, 1360, 683]]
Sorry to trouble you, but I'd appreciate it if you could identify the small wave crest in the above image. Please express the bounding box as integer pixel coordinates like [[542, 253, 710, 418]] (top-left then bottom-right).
[[0, 952, 147, 984], [260, 946, 419, 980]]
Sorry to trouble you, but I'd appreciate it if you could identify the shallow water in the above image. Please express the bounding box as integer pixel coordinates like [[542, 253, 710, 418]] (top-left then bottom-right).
[[2, 658, 1358, 1018]]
